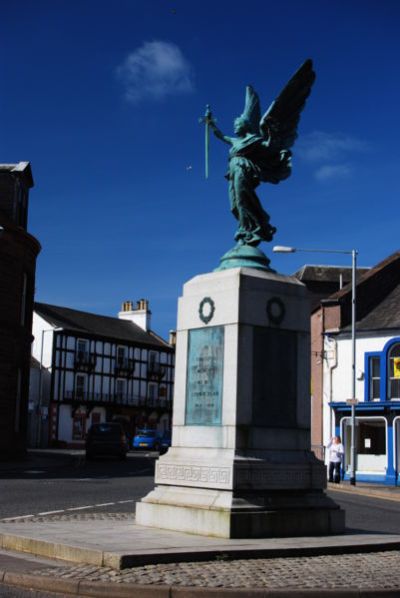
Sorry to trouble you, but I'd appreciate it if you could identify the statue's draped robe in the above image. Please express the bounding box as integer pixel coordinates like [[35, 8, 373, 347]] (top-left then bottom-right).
[[227, 135, 291, 246]]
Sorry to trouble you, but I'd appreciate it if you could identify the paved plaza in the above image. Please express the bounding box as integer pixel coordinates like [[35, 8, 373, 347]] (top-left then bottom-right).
[[1, 510, 400, 595]]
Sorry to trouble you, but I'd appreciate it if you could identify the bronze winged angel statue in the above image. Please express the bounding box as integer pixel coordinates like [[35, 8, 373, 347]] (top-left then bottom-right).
[[208, 60, 315, 260]]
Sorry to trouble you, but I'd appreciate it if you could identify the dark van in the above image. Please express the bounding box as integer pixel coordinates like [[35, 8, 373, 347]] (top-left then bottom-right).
[[85, 422, 128, 460]]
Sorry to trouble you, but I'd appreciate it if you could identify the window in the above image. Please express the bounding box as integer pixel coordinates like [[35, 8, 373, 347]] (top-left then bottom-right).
[[115, 378, 126, 401], [342, 417, 387, 473], [357, 420, 386, 455], [148, 351, 158, 368], [75, 374, 87, 399], [389, 343, 400, 400], [148, 383, 157, 401], [369, 356, 381, 401], [117, 346, 127, 363], [148, 351, 164, 378], [77, 339, 89, 356]]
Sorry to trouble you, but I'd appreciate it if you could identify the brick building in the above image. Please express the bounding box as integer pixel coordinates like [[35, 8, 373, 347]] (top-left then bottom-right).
[[0, 162, 41, 458], [293, 264, 369, 459]]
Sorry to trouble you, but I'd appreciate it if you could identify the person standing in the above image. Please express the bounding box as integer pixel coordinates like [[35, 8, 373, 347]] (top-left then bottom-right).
[[327, 436, 344, 483]]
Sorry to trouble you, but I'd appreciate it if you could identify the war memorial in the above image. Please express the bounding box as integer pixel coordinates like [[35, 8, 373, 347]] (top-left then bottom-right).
[[136, 60, 345, 537]]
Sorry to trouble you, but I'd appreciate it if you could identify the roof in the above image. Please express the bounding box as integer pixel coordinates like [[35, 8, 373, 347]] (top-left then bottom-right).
[[321, 250, 400, 333], [355, 284, 400, 331], [294, 264, 370, 313], [34, 302, 171, 349], [294, 264, 369, 283], [329, 251, 400, 303], [0, 162, 34, 188]]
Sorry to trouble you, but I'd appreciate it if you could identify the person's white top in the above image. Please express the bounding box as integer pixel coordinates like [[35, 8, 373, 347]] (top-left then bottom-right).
[[327, 441, 344, 463]]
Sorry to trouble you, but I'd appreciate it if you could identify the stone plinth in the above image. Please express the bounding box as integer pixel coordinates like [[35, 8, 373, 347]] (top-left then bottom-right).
[[136, 267, 345, 537]]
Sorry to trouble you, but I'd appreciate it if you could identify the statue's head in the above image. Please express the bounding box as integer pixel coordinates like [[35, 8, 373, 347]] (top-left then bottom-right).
[[234, 116, 250, 136]]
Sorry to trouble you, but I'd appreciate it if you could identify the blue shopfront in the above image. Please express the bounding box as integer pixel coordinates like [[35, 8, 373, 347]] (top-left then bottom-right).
[[330, 337, 400, 486]]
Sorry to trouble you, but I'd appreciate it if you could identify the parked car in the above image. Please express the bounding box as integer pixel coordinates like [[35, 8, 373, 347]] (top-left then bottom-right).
[[132, 429, 171, 452], [132, 429, 161, 450], [85, 422, 128, 460]]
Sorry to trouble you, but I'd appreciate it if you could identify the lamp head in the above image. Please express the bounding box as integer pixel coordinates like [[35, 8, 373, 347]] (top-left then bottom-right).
[[272, 246, 297, 253]]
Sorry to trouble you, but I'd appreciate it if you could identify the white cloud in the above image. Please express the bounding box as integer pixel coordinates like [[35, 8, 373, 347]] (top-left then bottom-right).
[[116, 41, 194, 103], [298, 131, 369, 162], [314, 164, 352, 182]]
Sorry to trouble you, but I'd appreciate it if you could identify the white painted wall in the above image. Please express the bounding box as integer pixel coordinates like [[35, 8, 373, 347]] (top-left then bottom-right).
[[32, 313, 58, 367], [57, 405, 106, 444], [322, 332, 396, 459], [58, 404, 71, 442], [118, 308, 151, 331]]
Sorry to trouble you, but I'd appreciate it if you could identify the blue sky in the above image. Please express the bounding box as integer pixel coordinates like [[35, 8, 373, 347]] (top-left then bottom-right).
[[1, 1, 399, 338]]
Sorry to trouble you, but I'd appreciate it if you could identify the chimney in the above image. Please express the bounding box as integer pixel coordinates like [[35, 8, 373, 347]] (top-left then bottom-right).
[[169, 330, 177, 346], [118, 298, 151, 331]]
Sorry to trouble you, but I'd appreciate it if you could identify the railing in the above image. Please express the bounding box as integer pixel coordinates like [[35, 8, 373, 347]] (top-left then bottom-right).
[[147, 362, 166, 380], [114, 358, 135, 376], [74, 351, 97, 371], [63, 391, 170, 409], [146, 397, 169, 409]]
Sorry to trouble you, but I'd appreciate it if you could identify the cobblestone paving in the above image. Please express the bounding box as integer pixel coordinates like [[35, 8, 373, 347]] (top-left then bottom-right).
[[6, 513, 134, 523], [32, 551, 400, 589]]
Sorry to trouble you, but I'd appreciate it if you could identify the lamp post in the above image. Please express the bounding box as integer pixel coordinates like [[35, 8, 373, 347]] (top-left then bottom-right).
[[37, 327, 62, 447], [273, 245, 358, 486]]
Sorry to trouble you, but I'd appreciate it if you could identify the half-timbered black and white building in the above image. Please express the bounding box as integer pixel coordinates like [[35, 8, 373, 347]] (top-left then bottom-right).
[[31, 299, 174, 447]]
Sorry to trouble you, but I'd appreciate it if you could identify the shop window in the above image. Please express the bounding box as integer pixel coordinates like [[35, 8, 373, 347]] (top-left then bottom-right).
[[388, 343, 400, 400], [342, 418, 387, 474], [357, 420, 386, 455], [369, 356, 381, 401]]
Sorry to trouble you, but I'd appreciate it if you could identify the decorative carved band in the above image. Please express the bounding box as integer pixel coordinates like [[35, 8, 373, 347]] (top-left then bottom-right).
[[156, 461, 326, 489], [157, 463, 231, 485]]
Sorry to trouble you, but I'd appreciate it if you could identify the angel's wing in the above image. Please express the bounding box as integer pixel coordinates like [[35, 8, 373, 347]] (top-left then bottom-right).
[[260, 59, 316, 149], [241, 85, 261, 135]]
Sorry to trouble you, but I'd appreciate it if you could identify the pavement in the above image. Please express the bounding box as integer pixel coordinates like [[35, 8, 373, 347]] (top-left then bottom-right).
[[2, 452, 400, 596]]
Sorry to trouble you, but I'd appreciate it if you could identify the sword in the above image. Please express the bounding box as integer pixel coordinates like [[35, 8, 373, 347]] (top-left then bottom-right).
[[199, 105, 215, 179]]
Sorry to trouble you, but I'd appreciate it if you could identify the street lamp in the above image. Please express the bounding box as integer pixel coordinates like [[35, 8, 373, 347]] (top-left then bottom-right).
[[273, 245, 358, 486], [37, 326, 62, 447]]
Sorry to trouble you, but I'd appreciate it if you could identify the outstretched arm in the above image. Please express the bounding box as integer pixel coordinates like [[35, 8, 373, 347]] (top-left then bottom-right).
[[209, 120, 233, 145]]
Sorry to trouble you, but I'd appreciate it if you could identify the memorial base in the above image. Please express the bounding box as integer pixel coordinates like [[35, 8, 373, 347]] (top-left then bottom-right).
[[136, 267, 345, 538], [136, 486, 344, 538]]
